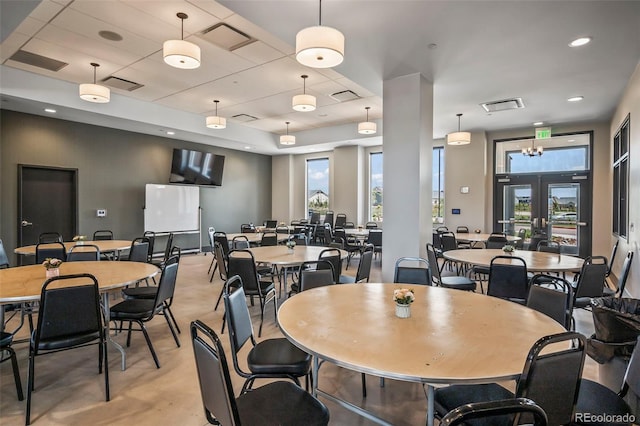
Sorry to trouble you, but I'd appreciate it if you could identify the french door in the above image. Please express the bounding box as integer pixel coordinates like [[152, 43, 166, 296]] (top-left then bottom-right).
[[494, 172, 591, 257]]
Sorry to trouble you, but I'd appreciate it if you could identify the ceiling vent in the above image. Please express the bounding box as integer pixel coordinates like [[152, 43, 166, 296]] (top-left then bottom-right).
[[330, 90, 360, 102], [8, 50, 68, 72], [200, 23, 255, 51], [480, 98, 525, 112], [102, 76, 143, 91], [231, 113, 259, 122]]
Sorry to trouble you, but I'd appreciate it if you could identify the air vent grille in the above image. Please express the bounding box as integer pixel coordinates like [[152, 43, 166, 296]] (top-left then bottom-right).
[[330, 90, 360, 102], [9, 50, 68, 72], [480, 98, 525, 112], [201, 23, 255, 51], [102, 76, 143, 91], [231, 113, 259, 122]]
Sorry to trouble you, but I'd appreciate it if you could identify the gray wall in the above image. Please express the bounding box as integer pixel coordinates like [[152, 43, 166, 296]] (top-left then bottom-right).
[[0, 110, 272, 264]]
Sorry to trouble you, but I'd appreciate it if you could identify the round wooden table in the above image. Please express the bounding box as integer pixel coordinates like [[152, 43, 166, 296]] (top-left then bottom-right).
[[14, 240, 132, 257], [278, 283, 566, 426], [0, 261, 159, 370], [453, 233, 521, 243], [226, 233, 289, 245], [443, 248, 583, 273], [248, 245, 347, 267]]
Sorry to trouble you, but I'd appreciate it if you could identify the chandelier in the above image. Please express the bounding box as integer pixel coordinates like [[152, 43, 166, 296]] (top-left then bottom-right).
[[522, 139, 543, 157]]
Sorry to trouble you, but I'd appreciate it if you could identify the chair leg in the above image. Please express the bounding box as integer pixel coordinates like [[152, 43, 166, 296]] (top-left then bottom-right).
[[214, 285, 224, 311], [26, 350, 35, 425], [165, 302, 181, 334], [5, 347, 24, 400], [139, 321, 160, 369], [361, 373, 367, 398], [162, 307, 181, 347], [102, 338, 110, 401]]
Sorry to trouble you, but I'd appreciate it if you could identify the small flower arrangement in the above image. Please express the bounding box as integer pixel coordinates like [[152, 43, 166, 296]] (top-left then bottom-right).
[[73, 235, 87, 242], [285, 240, 296, 249], [502, 244, 515, 253], [42, 258, 62, 270], [393, 288, 415, 305]]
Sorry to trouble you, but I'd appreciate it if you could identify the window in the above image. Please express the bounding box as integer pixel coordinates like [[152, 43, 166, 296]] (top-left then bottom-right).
[[613, 115, 629, 238], [306, 158, 330, 217], [370, 152, 383, 221], [432, 147, 444, 224]]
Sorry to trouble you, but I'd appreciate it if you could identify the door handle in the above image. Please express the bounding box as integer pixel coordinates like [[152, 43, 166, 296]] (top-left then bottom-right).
[[577, 222, 588, 227], [21, 220, 33, 227], [532, 218, 538, 227], [541, 218, 547, 228]]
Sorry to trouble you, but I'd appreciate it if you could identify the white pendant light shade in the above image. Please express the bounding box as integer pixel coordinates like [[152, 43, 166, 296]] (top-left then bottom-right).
[[296, 25, 344, 68], [357, 106, 376, 134], [447, 113, 471, 145], [163, 39, 201, 69], [358, 121, 377, 135], [79, 63, 110, 103], [292, 75, 316, 111], [163, 13, 201, 69], [79, 83, 110, 103], [206, 100, 226, 129], [280, 121, 296, 145]]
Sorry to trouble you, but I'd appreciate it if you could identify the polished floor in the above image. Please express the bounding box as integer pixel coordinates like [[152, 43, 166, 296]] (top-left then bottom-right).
[[1, 253, 600, 425]]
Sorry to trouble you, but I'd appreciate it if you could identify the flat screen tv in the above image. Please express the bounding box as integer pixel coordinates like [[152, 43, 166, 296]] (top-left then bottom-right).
[[169, 148, 225, 186]]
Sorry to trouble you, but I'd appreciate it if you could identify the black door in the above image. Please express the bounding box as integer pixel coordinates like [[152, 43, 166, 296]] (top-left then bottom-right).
[[18, 165, 78, 262]]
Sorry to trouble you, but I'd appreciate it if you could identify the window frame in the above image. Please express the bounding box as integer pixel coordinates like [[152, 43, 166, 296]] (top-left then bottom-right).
[[613, 114, 630, 239], [369, 151, 383, 222], [305, 157, 330, 219], [432, 146, 445, 224]]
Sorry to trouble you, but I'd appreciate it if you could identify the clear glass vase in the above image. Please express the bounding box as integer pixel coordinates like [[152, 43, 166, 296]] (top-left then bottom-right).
[[45, 268, 60, 279], [395, 303, 411, 318]]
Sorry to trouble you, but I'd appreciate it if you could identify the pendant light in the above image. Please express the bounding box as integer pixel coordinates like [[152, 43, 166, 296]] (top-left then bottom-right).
[[280, 121, 296, 145], [79, 63, 110, 103], [357, 107, 376, 134], [206, 100, 226, 129], [446, 113, 471, 145], [522, 139, 543, 157], [163, 12, 201, 69], [292, 75, 316, 112], [296, 0, 344, 69]]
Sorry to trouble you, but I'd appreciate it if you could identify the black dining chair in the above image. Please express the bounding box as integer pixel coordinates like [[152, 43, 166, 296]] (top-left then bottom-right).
[[35, 242, 67, 264], [487, 255, 529, 303], [92, 230, 113, 240], [440, 398, 548, 426], [67, 244, 101, 261], [38, 232, 63, 244]]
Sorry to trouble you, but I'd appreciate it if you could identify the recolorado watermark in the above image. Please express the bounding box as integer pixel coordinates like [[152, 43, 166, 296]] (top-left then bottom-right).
[[574, 412, 636, 424]]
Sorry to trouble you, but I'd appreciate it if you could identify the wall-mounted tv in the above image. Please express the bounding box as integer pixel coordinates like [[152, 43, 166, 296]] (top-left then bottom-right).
[[170, 148, 225, 186]]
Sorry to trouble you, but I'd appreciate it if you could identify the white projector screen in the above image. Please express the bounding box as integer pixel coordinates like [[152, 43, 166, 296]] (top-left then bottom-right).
[[144, 184, 199, 233]]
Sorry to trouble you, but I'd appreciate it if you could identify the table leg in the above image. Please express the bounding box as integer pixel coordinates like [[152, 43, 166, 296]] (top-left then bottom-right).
[[426, 384, 434, 426], [102, 293, 127, 371], [312, 356, 319, 397]]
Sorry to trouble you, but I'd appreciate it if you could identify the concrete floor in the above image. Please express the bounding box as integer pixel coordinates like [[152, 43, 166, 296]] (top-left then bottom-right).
[[0, 253, 600, 425]]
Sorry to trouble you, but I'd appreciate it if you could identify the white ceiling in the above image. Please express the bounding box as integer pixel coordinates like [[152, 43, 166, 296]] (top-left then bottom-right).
[[1, 0, 639, 156]]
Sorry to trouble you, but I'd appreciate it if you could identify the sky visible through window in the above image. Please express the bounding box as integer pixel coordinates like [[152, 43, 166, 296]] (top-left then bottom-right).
[[307, 158, 329, 194], [370, 153, 383, 189]]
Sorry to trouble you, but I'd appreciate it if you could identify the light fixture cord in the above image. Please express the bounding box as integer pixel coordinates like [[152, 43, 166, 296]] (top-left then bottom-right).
[[303, 77, 306, 94], [457, 115, 461, 132], [181, 16, 184, 40], [319, 0, 322, 26], [366, 108, 369, 121], [93, 65, 97, 84]]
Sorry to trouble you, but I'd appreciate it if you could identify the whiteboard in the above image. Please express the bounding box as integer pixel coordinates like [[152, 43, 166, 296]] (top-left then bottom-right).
[[144, 184, 199, 233]]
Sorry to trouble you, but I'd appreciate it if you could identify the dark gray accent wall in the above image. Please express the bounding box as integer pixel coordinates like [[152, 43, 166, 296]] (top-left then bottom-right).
[[0, 110, 272, 264]]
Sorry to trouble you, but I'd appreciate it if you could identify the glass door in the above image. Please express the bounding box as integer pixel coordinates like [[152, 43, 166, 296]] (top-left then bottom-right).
[[495, 176, 539, 247]]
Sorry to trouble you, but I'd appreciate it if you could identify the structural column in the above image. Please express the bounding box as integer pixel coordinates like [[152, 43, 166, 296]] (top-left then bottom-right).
[[381, 73, 433, 281]]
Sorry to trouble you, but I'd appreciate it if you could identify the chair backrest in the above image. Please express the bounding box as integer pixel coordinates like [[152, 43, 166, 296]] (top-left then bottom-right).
[[616, 251, 634, 296], [440, 398, 548, 426], [207, 227, 215, 248], [232, 235, 250, 250], [291, 236, 308, 246], [515, 228, 527, 249], [334, 213, 347, 229], [573, 256, 608, 299], [214, 242, 228, 280], [39, 232, 63, 243], [323, 225, 334, 246], [527, 275, 573, 328], [436, 226, 449, 233], [276, 226, 290, 234], [260, 232, 278, 247], [365, 222, 378, 229], [394, 257, 430, 285], [213, 232, 230, 259], [128, 237, 150, 263], [92, 230, 113, 241], [355, 248, 374, 283], [439, 232, 457, 252], [488, 255, 529, 301], [153, 256, 180, 311], [35, 242, 67, 263], [227, 250, 261, 295], [607, 239, 620, 277], [367, 229, 382, 246], [318, 248, 342, 284], [456, 226, 469, 233], [309, 212, 321, 224], [528, 234, 546, 251], [67, 244, 101, 261], [240, 223, 254, 233], [516, 332, 586, 426], [537, 240, 560, 253], [432, 231, 443, 250], [425, 243, 442, 285], [344, 221, 355, 229], [333, 229, 347, 245], [190, 320, 241, 426], [298, 261, 335, 291], [324, 211, 334, 227], [34, 273, 103, 351], [162, 233, 175, 262], [486, 233, 508, 249], [0, 239, 10, 268], [223, 278, 255, 356], [263, 220, 277, 229], [143, 231, 156, 262]]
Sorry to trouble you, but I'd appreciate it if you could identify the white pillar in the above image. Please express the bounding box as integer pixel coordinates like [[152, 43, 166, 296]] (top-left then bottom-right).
[[272, 154, 294, 223], [381, 73, 433, 281]]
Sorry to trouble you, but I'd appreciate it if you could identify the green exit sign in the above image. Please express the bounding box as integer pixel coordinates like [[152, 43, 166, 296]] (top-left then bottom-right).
[[535, 127, 552, 139]]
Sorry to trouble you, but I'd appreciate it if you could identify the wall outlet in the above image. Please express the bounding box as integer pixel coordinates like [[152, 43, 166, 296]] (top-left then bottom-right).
[[97, 209, 107, 217]]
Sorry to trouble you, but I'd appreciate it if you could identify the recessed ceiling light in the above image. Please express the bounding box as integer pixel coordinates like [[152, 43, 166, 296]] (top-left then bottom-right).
[[568, 139, 576, 142], [569, 37, 591, 47], [167, 131, 175, 135], [567, 96, 584, 102], [44, 108, 56, 113], [533, 121, 543, 126], [244, 146, 251, 150]]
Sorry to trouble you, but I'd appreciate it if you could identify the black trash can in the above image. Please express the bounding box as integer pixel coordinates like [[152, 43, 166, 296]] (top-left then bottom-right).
[[587, 298, 640, 391]]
